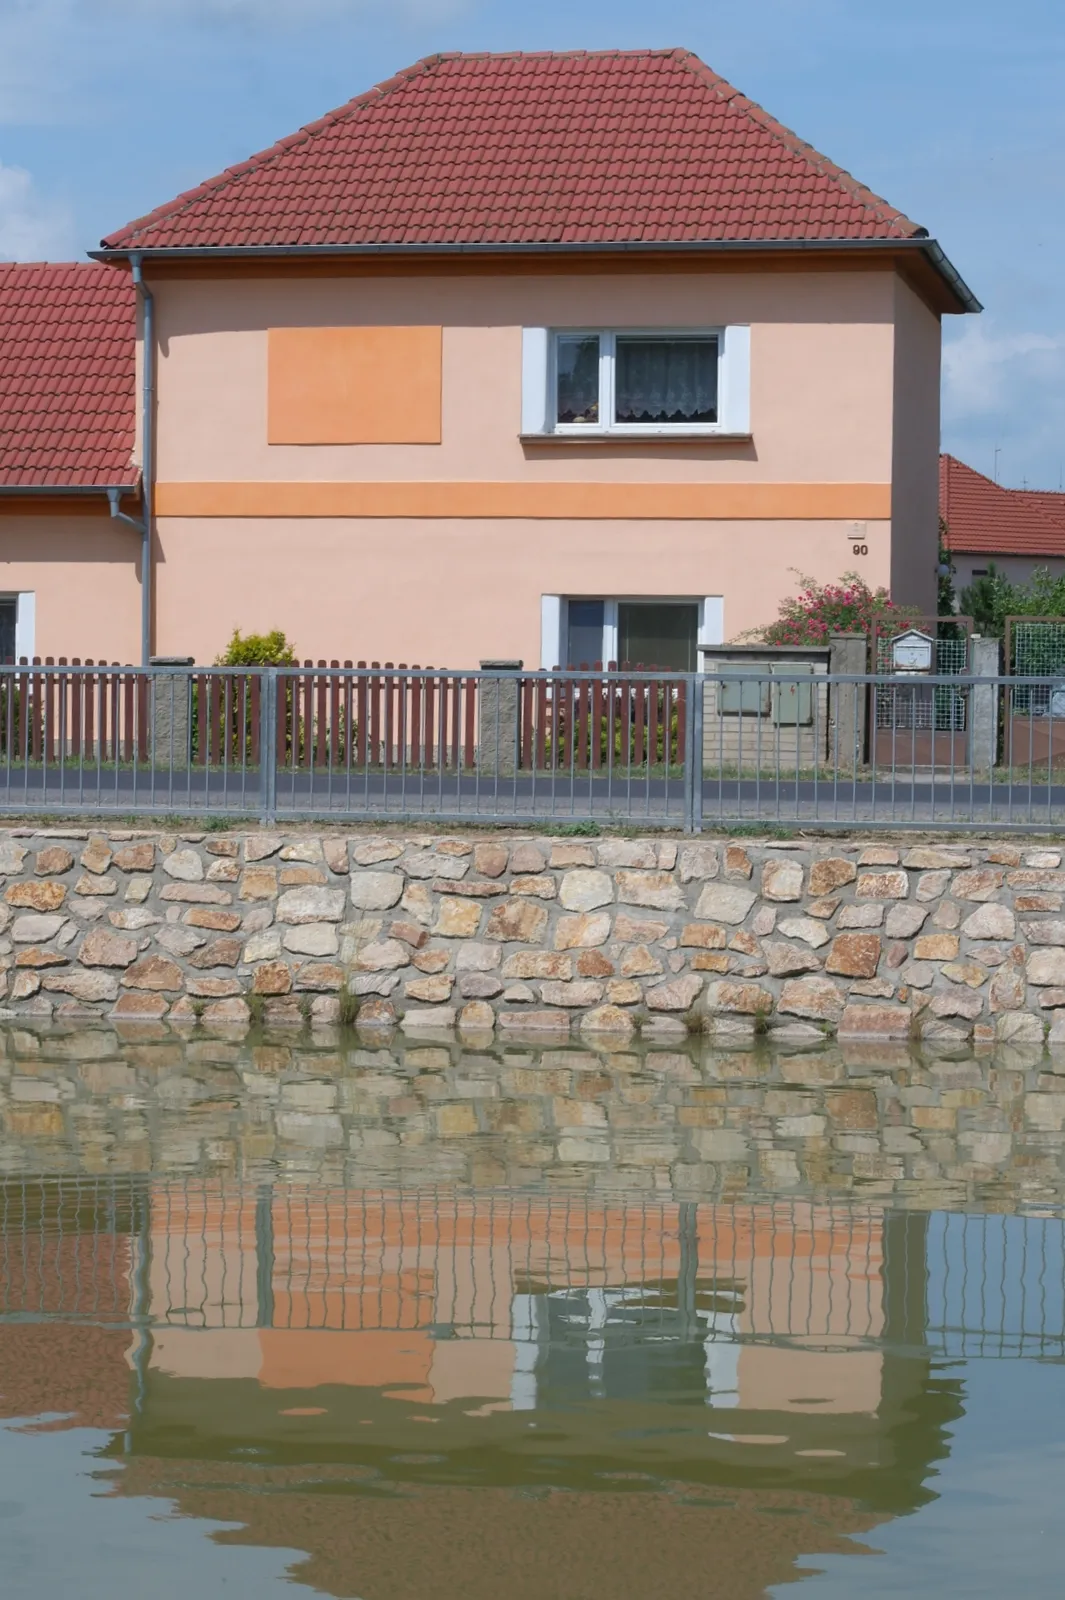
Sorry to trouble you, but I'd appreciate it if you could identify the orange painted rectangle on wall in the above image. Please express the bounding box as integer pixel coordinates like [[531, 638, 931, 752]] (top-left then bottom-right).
[[154, 480, 892, 520], [267, 325, 443, 445]]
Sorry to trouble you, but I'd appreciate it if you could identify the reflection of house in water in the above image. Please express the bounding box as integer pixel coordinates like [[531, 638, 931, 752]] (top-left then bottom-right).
[[134, 1185, 952, 1508], [5, 1178, 1060, 1595]]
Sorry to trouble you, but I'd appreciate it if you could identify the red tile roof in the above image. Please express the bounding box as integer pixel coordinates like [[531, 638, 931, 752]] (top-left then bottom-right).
[[0, 262, 136, 491], [940, 454, 1065, 558], [102, 49, 923, 252]]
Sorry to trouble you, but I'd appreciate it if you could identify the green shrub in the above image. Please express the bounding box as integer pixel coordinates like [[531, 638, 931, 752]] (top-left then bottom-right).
[[958, 565, 1065, 643], [216, 629, 297, 667]]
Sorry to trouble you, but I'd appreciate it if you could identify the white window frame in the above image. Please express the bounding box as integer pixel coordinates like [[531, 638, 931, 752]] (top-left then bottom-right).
[[0, 592, 35, 662], [537, 327, 749, 438], [542, 595, 724, 670]]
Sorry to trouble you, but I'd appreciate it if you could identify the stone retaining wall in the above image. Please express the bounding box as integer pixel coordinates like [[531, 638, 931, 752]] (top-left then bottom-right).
[[0, 826, 1063, 1043]]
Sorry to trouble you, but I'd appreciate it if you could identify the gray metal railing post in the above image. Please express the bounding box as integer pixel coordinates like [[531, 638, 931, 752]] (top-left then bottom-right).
[[684, 671, 703, 833], [260, 668, 278, 824]]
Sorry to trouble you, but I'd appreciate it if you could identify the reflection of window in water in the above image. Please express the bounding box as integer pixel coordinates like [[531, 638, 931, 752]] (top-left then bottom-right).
[[510, 1281, 744, 1411]]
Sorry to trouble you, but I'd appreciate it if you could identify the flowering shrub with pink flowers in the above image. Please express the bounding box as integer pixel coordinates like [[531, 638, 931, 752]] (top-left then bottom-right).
[[749, 571, 922, 646]]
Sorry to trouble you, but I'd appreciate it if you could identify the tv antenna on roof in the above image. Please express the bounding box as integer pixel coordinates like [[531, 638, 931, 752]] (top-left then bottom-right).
[[993, 445, 1001, 484]]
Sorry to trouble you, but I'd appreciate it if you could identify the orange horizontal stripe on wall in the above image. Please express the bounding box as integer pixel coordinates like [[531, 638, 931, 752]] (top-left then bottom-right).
[[153, 481, 892, 520]]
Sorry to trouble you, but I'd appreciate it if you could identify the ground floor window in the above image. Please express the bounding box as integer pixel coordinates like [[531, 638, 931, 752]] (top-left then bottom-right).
[[541, 595, 722, 671], [617, 601, 698, 672], [0, 600, 16, 663]]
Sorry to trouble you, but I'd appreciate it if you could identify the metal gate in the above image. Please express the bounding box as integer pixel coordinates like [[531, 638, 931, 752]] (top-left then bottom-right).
[[1005, 616, 1065, 768], [871, 616, 973, 767]]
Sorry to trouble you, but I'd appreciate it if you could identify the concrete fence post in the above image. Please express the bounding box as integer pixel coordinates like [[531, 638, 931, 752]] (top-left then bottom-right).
[[478, 660, 523, 777], [829, 633, 868, 767], [149, 656, 193, 769], [969, 635, 1002, 774]]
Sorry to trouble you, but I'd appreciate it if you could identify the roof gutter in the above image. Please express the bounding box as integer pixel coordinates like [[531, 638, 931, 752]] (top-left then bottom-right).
[[0, 484, 139, 497], [91, 235, 981, 314]]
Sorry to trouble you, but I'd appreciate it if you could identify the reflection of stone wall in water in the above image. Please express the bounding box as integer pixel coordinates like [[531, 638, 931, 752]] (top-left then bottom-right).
[[2, 827, 1065, 1045], [3, 1028, 1065, 1210]]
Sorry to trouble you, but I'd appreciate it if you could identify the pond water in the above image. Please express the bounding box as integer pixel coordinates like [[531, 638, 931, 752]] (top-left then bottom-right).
[[2, 1023, 1065, 1598]]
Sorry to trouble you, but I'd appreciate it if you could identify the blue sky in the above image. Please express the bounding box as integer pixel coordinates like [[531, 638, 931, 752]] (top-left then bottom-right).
[[1, 0, 1063, 490]]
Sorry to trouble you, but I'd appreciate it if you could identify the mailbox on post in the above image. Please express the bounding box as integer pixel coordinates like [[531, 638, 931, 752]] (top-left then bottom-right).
[[890, 629, 935, 674]]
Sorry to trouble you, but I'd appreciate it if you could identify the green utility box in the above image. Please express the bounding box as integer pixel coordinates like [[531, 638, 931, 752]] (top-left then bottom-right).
[[771, 662, 815, 726], [718, 665, 772, 716]]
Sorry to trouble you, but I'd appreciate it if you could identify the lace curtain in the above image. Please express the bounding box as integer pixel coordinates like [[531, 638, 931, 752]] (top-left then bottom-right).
[[614, 337, 718, 424]]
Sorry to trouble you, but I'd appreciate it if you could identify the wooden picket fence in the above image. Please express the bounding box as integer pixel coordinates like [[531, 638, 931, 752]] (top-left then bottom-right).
[[0, 659, 151, 764], [0, 657, 685, 772], [0, 658, 258, 768], [276, 660, 685, 773]]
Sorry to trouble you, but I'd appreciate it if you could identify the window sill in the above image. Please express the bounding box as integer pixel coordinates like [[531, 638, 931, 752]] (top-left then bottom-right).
[[520, 431, 753, 446]]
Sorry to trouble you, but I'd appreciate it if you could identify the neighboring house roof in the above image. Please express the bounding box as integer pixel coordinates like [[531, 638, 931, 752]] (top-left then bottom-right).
[[100, 49, 928, 253], [0, 262, 137, 491], [940, 453, 1065, 559]]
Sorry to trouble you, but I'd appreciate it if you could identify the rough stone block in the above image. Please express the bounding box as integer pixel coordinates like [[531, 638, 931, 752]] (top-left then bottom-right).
[[433, 898, 483, 938], [78, 928, 139, 967], [349, 871, 404, 910], [694, 884, 756, 924], [856, 871, 909, 900], [761, 859, 803, 901], [825, 933, 882, 979], [122, 956, 184, 992], [703, 980, 771, 1015], [559, 869, 614, 911], [837, 1004, 912, 1039], [808, 857, 857, 896], [486, 899, 549, 944], [616, 871, 685, 911]]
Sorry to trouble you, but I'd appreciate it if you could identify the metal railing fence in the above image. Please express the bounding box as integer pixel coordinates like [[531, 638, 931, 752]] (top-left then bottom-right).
[[7, 661, 1065, 829]]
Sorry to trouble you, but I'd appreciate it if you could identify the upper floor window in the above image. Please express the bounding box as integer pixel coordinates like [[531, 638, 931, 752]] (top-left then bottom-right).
[[522, 325, 750, 439], [556, 332, 719, 430]]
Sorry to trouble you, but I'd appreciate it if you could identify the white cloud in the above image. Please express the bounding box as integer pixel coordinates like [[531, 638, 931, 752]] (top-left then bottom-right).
[[943, 320, 1065, 421], [943, 318, 1065, 489], [0, 160, 74, 259]]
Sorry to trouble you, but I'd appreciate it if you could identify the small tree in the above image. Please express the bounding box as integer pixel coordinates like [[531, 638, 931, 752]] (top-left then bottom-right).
[[958, 563, 1007, 636], [215, 628, 297, 667], [938, 518, 957, 617], [746, 571, 921, 646]]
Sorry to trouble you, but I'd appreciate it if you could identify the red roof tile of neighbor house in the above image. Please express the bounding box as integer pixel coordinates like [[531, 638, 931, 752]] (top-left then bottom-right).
[[940, 453, 1065, 558], [0, 262, 136, 490], [101, 49, 924, 252]]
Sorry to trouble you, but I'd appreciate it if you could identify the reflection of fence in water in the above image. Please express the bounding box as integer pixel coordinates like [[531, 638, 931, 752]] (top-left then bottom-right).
[[4, 1180, 1063, 1357], [2, 1180, 881, 1341], [926, 1211, 1065, 1359]]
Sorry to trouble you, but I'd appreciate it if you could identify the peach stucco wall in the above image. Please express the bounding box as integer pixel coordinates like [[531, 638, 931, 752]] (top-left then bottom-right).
[[0, 513, 141, 661], [152, 269, 897, 487], [123, 263, 940, 663], [153, 514, 891, 664]]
